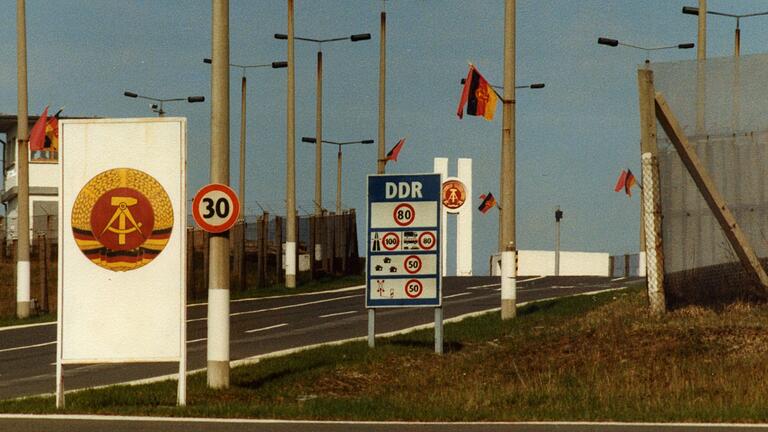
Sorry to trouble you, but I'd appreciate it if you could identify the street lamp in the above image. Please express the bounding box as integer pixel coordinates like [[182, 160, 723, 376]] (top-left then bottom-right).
[[275, 32, 371, 216], [203, 58, 286, 217], [597, 37, 694, 65], [123, 91, 205, 116], [460, 78, 545, 90], [301, 137, 373, 214], [683, 6, 768, 57]]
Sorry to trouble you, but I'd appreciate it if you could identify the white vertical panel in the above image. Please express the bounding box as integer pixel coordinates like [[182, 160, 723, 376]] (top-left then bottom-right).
[[59, 118, 185, 363], [456, 158, 472, 276]]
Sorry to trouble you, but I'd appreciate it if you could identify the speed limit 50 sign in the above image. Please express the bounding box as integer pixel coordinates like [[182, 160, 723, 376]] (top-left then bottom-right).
[[366, 173, 441, 307], [192, 183, 240, 233]]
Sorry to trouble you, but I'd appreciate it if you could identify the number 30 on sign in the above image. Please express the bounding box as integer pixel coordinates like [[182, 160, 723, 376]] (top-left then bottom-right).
[[192, 183, 240, 233]]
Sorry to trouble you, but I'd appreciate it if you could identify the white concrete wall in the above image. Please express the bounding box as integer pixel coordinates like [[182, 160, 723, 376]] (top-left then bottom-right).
[[491, 250, 610, 277]]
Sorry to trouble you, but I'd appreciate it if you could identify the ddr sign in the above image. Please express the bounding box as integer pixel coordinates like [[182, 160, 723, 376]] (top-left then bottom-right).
[[192, 183, 240, 233], [367, 173, 441, 307]]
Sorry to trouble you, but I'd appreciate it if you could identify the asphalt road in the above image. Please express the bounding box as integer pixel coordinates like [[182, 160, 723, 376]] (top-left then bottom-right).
[[3, 416, 768, 432], [0, 275, 634, 402]]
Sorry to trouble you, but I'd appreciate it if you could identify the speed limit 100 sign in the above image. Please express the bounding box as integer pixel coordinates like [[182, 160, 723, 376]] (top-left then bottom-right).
[[192, 183, 240, 233]]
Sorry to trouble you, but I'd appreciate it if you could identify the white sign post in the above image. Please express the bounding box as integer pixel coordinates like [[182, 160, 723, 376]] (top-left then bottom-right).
[[434, 158, 473, 276], [367, 173, 443, 352], [57, 118, 187, 407]]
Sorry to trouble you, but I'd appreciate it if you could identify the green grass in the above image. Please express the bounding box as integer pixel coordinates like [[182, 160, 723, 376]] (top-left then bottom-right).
[[8, 285, 768, 422], [0, 312, 56, 328]]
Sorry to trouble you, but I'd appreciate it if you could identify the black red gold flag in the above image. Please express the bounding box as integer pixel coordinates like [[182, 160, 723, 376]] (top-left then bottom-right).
[[457, 65, 498, 121]]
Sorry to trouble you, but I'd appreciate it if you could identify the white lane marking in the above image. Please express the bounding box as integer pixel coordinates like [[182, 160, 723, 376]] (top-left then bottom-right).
[[612, 277, 627, 282], [188, 284, 366, 307], [0, 341, 56, 354], [444, 292, 472, 299], [466, 276, 546, 290], [319, 310, 357, 319], [245, 323, 288, 334], [0, 321, 56, 332], [187, 338, 207, 344], [186, 294, 363, 323]]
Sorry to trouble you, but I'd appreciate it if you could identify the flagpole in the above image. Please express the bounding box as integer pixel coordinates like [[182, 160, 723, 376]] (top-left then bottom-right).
[[377, 8, 386, 175], [16, 0, 31, 319], [500, 0, 517, 320]]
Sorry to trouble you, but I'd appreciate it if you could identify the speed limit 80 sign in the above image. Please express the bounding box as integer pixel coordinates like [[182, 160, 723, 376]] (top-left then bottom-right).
[[192, 183, 240, 233]]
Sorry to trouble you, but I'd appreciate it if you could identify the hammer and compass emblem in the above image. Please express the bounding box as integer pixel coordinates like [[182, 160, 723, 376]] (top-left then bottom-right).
[[71, 168, 173, 272], [100, 196, 146, 245]]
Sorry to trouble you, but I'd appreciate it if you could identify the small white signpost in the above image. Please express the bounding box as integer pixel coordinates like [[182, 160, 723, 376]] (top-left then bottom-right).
[[367, 173, 443, 352], [57, 118, 187, 407]]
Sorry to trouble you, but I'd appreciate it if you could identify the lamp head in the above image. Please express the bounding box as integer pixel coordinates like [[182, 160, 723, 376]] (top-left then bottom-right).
[[597, 37, 619, 47]]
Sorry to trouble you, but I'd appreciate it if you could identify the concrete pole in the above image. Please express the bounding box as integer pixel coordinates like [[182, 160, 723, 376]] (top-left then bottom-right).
[[285, 0, 297, 288], [336, 145, 342, 215], [500, 0, 516, 320], [16, 0, 31, 319], [555, 207, 561, 277], [315, 51, 323, 214], [207, 0, 230, 389], [697, 0, 707, 61], [377, 11, 387, 175], [239, 75, 246, 219]]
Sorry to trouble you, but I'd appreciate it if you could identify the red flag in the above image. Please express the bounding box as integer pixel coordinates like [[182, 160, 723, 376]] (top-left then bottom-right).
[[624, 169, 637, 197], [457, 65, 498, 121], [614, 169, 637, 197], [385, 138, 406, 162], [614, 170, 628, 193], [28, 106, 49, 151], [478, 192, 497, 214]]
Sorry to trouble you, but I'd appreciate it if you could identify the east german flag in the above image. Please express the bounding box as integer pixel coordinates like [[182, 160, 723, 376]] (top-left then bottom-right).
[[44, 109, 61, 152], [457, 65, 498, 121], [478, 192, 497, 214]]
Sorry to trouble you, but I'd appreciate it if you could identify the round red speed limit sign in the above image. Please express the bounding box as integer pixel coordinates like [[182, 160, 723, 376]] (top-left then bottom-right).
[[403, 255, 422, 274], [192, 183, 240, 233], [404, 279, 423, 298], [393, 203, 416, 226]]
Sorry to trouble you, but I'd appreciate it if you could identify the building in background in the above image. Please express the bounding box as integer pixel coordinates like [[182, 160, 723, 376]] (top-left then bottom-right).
[[0, 113, 86, 241]]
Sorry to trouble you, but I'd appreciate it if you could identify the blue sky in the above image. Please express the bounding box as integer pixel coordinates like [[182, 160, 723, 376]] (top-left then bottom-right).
[[2, 0, 767, 274]]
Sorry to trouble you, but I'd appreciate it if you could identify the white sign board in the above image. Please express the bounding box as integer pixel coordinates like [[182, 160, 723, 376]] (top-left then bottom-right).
[[58, 118, 186, 365], [366, 173, 441, 307]]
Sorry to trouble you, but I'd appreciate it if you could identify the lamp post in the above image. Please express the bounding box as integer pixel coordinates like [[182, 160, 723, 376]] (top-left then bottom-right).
[[597, 37, 694, 66], [203, 59, 286, 215], [123, 91, 205, 116], [275, 32, 370, 215], [16, 0, 31, 319], [554, 207, 563, 277], [301, 137, 373, 214], [683, 6, 768, 57]]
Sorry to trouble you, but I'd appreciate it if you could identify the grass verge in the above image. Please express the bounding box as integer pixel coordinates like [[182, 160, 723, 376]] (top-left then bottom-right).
[[7, 286, 768, 422], [0, 312, 56, 329]]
